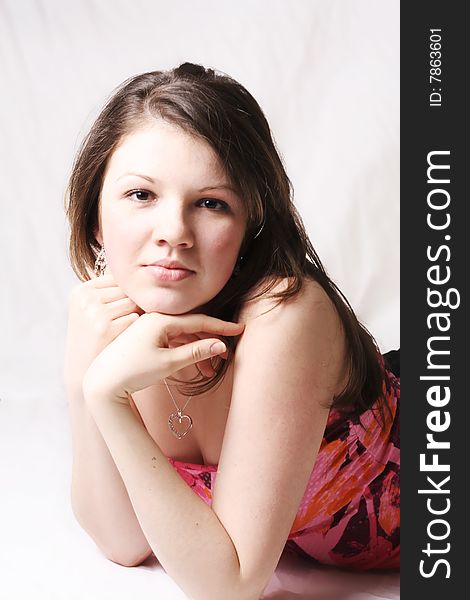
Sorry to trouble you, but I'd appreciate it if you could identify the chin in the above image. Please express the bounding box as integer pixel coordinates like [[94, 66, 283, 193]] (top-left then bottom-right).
[[125, 275, 231, 316], [134, 291, 205, 316], [138, 300, 196, 315]]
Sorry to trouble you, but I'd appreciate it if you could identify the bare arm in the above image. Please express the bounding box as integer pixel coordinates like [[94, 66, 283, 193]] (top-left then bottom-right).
[[82, 278, 346, 599], [65, 273, 152, 566], [68, 385, 152, 566]]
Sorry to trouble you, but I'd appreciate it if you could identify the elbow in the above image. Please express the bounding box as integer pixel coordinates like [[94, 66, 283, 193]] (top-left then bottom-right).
[[237, 582, 267, 600], [233, 569, 272, 600], [102, 547, 154, 568], [218, 557, 271, 600], [70, 493, 153, 569], [222, 589, 265, 600]]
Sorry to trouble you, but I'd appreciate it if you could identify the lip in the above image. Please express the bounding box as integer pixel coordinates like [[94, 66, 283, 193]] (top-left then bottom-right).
[[144, 264, 195, 282], [148, 259, 194, 271]]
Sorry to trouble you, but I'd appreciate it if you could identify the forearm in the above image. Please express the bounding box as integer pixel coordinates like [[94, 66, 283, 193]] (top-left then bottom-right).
[[67, 385, 152, 563], [85, 389, 257, 600]]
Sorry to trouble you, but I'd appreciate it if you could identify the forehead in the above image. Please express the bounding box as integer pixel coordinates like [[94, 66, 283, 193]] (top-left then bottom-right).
[[104, 119, 227, 183]]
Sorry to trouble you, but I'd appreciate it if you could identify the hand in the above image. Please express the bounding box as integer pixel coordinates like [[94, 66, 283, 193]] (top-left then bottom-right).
[[82, 312, 245, 401], [160, 330, 230, 377], [64, 271, 143, 390]]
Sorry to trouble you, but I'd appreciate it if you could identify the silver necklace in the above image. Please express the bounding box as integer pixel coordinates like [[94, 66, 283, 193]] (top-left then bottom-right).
[[164, 378, 193, 440]]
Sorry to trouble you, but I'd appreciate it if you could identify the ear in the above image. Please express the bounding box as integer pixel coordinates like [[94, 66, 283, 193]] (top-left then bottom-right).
[[93, 223, 103, 246], [93, 199, 104, 246]]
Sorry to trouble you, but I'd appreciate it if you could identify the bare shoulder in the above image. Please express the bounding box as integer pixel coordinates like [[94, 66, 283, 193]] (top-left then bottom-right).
[[239, 275, 330, 317], [237, 275, 349, 397]]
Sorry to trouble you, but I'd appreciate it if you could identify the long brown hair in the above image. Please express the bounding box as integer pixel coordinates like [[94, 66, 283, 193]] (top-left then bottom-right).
[[65, 62, 392, 420]]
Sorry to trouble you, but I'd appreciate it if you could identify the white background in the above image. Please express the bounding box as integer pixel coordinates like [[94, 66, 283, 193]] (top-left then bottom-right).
[[0, 1, 399, 598]]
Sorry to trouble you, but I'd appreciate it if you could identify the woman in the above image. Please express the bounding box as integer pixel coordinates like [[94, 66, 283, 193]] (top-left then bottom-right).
[[64, 63, 400, 600]]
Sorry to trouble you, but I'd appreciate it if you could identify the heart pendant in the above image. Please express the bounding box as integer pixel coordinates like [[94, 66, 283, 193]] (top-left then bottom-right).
[[168, 411, 193, 440]]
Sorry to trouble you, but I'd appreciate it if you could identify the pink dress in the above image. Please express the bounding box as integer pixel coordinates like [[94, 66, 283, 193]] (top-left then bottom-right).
[[166, 369, 400, 571]]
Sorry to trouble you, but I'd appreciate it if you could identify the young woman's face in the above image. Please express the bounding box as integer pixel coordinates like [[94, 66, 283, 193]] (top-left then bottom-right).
[[96, 119, 247, 314]]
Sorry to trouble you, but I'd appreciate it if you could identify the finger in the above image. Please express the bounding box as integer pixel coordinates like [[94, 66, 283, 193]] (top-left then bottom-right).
[[163, 314, 245, 339], [87, 273, 118, 289], [167, 330, 229, 359], [191, 332, 229, 359], [99, 287, 132, 303], [106, 297, 141, 320], [197, 357, 216, 378], [167, 334, 199, 348], [168, 334, 228, 365], [111, 311, 140, 332], [165, 339, 227, 374], [194, 335, 228, 359]]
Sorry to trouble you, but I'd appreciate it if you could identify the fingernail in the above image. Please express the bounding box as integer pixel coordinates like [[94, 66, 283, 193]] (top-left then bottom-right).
[[210, 341, 226, 355]]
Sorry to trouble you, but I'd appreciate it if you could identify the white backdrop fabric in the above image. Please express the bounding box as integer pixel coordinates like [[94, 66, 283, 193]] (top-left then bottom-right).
[[0, 1, 399, 599]]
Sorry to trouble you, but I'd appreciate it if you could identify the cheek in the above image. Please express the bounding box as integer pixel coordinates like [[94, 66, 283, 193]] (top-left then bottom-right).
[[102, 213, 142, 268], [204, 222, 244, 255]]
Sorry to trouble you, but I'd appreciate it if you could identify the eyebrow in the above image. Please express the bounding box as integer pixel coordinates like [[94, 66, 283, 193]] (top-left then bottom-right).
[[115, 173, 237, 194]]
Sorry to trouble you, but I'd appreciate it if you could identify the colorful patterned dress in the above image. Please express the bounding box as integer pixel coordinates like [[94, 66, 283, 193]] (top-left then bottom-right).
[[166, 367, 400, 571]]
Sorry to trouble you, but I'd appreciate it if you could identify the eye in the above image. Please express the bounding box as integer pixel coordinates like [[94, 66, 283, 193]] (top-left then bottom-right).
[[125, 189, 154, 203], [198, 198, 229, 211]]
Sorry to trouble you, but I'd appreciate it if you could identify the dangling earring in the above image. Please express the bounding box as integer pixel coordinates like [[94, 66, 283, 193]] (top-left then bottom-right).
[[231, 255, 243, 278], [253, 218, 265, 239], [94, 245, 107, 277], [230, 219, 264, 279]]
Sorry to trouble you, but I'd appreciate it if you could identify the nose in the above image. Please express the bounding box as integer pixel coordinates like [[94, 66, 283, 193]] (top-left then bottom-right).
[[151, 198, 194, 248]]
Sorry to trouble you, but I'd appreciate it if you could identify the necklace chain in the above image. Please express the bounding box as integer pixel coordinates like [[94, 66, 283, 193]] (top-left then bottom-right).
[[164, 379, 192, 412]]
